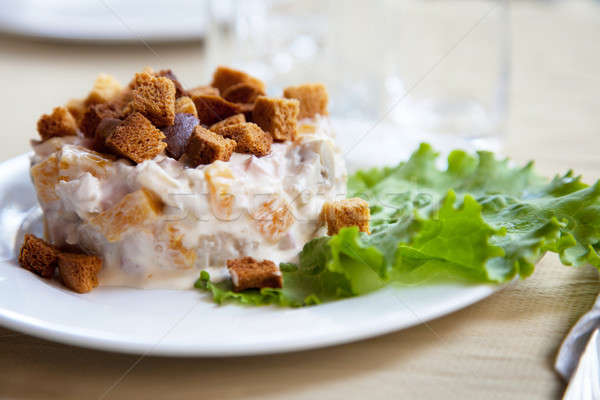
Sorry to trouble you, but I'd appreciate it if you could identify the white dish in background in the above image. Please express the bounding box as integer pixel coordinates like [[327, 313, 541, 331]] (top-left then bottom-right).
[[0, 0, 208, 43], [0, 121, 501, 356]]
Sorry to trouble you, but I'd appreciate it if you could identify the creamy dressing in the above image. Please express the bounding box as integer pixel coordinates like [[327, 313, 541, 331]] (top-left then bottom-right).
[[31, 116, 347, 289]]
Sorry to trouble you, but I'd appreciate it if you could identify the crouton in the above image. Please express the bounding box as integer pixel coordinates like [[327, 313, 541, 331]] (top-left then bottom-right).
[[66, 98, 87, 124], [88, 189, 162, 242], [157, 69, 186, 98], [283, 83, 329, 119], [36, 106, 78, 141], [226, 257, 282, 292], [175, 96, 198, 118], [105, 112, 166, 163], [131, 72, 176, 126], [91, 117, 122, 152], [191, 94, 243, 126], [84, 73, 123, 106], [211, 66, 266, 94], [321, 198, 371, 235], [187, 85, 220, 98], [80, 102, 121, 138], [209, 113, 246, 132], [57, 252, 102, 293], [162, 113, 199, 159], [214, 122, 271, 157], [252, 96, 299, 141], [18, 234, 58, 278], [222, 82, 265, 104], [185, 126, 236, 166]]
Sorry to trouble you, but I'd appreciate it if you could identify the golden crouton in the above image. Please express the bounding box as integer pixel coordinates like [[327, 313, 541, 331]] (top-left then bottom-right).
[[187, 85, 220, 98], [210, 66, 266, 94], [321, 198, 371, 235], [37, 106, 78, 141], [174, 96, 198, 118], [213, 122, 271, 157], [84, 73, 123, 106], [57, 252, 102, 293], [283, 83, 329, 119], [18, 234, 58, 278], [226, 257, 282, 292], [105, 112, 167, 163], [88, 189, 162, 242], [185, 126, 236, 166], [157, 69, 186, 98], [131, 72, 176, 126], [208, 113, 246, 132], [252, 96, 299, 141]]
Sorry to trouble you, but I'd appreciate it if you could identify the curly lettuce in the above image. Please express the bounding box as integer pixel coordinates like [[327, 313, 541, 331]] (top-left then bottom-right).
[[196, 143, 600, 306]]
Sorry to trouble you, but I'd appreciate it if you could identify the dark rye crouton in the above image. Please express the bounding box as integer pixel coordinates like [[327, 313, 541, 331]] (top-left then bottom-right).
[[91, 117, 122, 152], [209, 113, 246, 132], [185, 126, 236, 166], [175, 96, 198, 118], [106, 112, 166, 163], [37, 106, 78, 141], [210, 66, 266, 94], [161, 113, 199, 159], [320, 198, 371, 235], [222, 82, 265, 104], [226, 257, 282, 292], [57, 252, 102, 293], [283, 83, 329, 119], [18, 234, 58, 278], [80, 102, 121, 138], [252, 96, 299, 141], [191, 94, 243, 126], [214, 123, 271, 157], [131, 72, 176, 126]]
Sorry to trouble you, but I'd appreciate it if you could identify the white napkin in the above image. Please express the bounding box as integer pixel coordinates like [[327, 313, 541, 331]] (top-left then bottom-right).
[[555, 293, 600, 380]]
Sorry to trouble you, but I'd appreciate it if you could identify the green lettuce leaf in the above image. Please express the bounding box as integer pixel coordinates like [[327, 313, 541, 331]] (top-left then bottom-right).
[[196, 143, 600, 306]]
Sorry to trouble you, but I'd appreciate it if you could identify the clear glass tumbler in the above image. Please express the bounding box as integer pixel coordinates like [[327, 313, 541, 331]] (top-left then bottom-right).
[[206, 0, 509, 152]]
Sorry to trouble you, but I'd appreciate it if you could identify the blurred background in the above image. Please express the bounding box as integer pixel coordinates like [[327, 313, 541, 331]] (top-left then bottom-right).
[[0, 0, 598, 175]]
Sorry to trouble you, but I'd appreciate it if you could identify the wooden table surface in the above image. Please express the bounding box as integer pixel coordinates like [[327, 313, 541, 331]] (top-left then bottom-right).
[[1, 2, 599, 399]]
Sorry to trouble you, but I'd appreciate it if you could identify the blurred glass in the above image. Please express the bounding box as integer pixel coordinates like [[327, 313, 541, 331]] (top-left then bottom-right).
[[206, 0, 509, 150]]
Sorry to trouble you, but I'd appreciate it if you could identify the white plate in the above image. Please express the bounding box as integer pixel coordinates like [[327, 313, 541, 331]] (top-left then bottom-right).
[[0, 124, 502, 356]]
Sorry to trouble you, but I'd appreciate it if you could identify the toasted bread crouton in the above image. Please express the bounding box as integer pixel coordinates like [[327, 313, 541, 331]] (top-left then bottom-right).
[[84, 73, 123, 106], [252, 96, 299, 141], [162, 113, 199, 159], [105, 112, 166, 163], [211, 66, 266, 94], [209, 113, 246, 132], [91, 117, 122, 153], [185, 126, 236, 166], [214, 123, 271, 157], [57, 252, 102, 293], [321, 198, 371, 235], [157, 69, 186, 98], [66, 98, 87, 124], [37, 106, 78, 141], [226, 257, 282, 292], [222, 82, 265, 104], [18, 234, 58, 278], [88, 189, 162, 242], [174, 96, 198, 118], [283, 83, 329, 119], [187, 85, 220, 98], [131, 72, 176, 126], [80, 102, 121, 138], [191, 94, 243, 126]]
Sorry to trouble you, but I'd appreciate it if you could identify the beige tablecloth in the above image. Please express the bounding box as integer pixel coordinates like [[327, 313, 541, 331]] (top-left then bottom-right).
[[0, 2, 599, 399]]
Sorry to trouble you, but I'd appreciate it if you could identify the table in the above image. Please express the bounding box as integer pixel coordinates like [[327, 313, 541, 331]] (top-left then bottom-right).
[[1, 2, 599, 399]]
